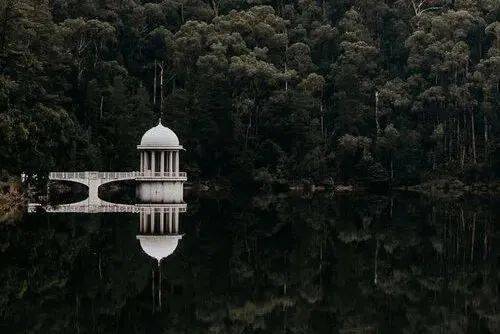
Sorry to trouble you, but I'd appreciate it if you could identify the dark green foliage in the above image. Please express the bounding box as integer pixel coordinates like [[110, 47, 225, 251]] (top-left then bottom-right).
[[1, 193, 499, 332], [0, 0, 499, 185]]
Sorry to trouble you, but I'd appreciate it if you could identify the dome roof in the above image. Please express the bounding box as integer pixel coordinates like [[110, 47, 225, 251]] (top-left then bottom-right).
[[139, 120, 180, 147], [137, 235, 183, 262]]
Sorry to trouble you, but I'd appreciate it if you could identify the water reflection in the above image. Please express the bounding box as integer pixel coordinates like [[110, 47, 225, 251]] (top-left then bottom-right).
[[28, 199, 188, 313], [137, 205, 183, 264], [3, 194, 499, 332], [136, 205, 185, 312], [29, 200, 187, 262]]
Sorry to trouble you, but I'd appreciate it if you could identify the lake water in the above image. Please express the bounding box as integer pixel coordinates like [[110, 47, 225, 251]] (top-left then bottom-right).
[[1, 192, 499, 333]]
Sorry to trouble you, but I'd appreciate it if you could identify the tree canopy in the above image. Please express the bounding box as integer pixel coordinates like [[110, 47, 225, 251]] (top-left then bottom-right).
[[1, 0, 499, 185]]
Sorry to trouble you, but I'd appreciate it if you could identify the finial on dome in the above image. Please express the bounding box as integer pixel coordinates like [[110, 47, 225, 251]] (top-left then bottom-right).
[[158, 118, 162, 126]]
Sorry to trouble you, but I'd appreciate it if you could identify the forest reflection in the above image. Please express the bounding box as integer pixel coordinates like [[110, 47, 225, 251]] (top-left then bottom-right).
[[0, 193, 498, 333]]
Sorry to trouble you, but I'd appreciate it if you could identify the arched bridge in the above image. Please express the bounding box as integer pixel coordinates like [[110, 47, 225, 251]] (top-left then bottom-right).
[[49, 171, 188, 204], [49, 171, 139, 204], [49, 171, 140, 184], [28, 200, 187, 214]]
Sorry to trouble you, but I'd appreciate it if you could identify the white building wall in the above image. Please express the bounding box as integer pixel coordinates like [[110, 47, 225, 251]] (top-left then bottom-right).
[[136, 181, 184, 203]]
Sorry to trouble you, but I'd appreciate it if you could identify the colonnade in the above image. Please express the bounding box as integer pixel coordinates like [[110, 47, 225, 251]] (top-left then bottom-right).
[[139, 150, 180, 175], [139, 208, 180, 234]]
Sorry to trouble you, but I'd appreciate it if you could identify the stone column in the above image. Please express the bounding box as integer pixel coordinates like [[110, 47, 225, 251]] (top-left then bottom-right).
[[151, 151, 156, 174], [169, 210, 173, 233], [167, 151, 170, 173], [174, 209, 179, 233], [175, 151, 179, 175], [169, 151, 173, 174], [160, 151, 165, 175], [140, 152, 144, 172], [151, 211, 155, 233], [143, 152, 146, 171], [160, 209, 164, 233]]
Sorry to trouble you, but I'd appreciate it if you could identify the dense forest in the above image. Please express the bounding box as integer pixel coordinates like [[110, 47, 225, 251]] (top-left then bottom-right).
[[0, 0, 499, 186]]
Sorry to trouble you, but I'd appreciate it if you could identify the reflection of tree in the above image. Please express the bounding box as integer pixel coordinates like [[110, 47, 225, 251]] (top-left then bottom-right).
[[0, 213, 150, 332], [0, 194, 498, 332]]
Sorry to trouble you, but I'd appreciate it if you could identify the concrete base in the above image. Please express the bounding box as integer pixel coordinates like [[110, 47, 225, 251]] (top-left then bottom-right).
[[136, 181, 184, 203]]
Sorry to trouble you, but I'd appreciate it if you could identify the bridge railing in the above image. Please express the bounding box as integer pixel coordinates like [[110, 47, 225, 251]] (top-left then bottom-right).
[[50, 171, 140, 180], [46, 203, 139, 213], [137, 171, 187, 178], [97, 171, 140, 179], [42, 203, 187, 213], [50, 171, 187, 180], [49, 172, 88, 179]]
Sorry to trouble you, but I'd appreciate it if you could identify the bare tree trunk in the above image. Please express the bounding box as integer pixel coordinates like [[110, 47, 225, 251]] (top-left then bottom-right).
[[443, 120, 448, 156], [99, 95, 103, 119], [0, 2, 13, 53], [98, 252, 103, 279], [159, 61, 164, 115], [483, 220, 488, 260], [390, 157, 394, 181], [210, 0, 219, 17], [284, 40, 288, 91], [389, 196, 394, 218], [457, 119, 460, 162], [471, 110, 476, 164], [484, 114, 488, 161], [152, 268, 156, 313], [461, 146, 466, 168], [93, 43, 99, 68], [245, 112, 252, 149], [374, 239, 379, 285], [320, 103, 324, 138], [153, 60, 157, 106], [448, 119, 452, 162], [461, 113, 467, 168], [471, 212, 475, 263], [375, 91, 380, 135], [181, 4, 184, 23]]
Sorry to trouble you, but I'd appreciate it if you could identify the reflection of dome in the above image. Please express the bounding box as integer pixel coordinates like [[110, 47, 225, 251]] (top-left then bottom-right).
[[137, 235, 183, 262], [139, 121, 180, 147]]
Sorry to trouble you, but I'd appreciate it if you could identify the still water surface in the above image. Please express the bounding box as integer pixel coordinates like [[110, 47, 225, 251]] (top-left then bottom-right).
[[1, 192, 499, 333]]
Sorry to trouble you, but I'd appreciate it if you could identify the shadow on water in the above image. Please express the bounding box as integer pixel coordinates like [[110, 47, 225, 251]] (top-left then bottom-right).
[[47, 180, 137, 205], [1, 192, 499, 333], [48, 181, 88, 204], [98, 180, 137, 204]]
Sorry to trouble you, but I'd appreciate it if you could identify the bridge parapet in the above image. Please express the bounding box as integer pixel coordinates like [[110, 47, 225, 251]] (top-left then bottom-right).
[[49, 171, 187, 182], [135, 171, 187, 181], [50, 171, 88, 180], [49, 171, 141, 181], [31, 201, 188, 214], [49, 171, 187, 204]]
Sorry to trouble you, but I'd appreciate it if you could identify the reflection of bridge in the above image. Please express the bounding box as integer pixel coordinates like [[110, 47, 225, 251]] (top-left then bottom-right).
[[28, 194, 188, 313], [28, 199, 187, 214], [49, 171, 187, 204]]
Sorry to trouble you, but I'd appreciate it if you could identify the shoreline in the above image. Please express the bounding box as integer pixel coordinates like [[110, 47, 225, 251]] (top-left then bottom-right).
[[397, 178, 500, 199], [7, 176, 500, 211]]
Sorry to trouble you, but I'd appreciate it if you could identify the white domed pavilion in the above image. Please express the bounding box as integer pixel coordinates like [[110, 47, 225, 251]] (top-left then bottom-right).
[[140, 122, 180, 147], [137, 235, 183, 262], [135, 120, 187, 203], [136, 203, 186, 311], [136, 204, 185, 264]]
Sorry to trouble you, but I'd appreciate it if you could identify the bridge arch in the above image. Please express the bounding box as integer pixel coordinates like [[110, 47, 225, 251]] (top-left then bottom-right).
[[49, 172, 138, 204]]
